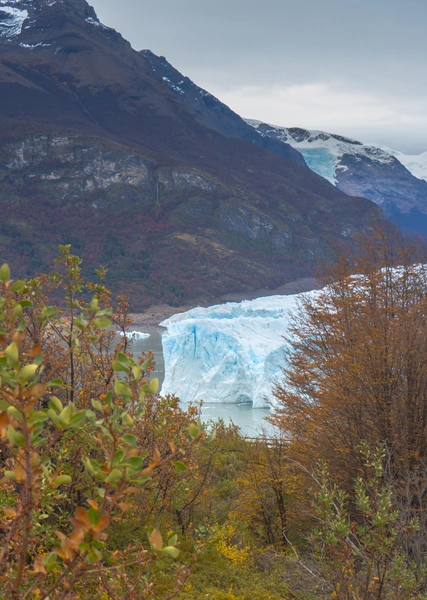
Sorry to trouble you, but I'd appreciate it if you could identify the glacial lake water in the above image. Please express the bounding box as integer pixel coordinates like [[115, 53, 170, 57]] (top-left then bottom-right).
[[128, 328, 273, 437]]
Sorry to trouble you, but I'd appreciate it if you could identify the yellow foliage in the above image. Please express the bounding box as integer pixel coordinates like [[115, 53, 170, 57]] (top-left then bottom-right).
[[213, 523, 250, 565]]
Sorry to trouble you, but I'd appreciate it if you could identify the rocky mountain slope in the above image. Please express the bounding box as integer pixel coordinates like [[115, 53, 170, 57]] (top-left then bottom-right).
[[0, 0, 382, 308], [248, 121, 427, 237]]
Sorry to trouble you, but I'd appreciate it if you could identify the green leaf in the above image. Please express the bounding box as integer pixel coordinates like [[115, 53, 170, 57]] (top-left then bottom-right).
[[5, 342, 19, 368], [90, 297, 99, 313], [105, 468, 123, 485], [44, 553, 58, 571], [112, 361, 129, 373], [206, 429, 217, 443], [18, 300, 32, 308], [9, 280, 26, 293], [33, 353, 44, 367], [172, 461, 188, 472], [79, 542, 91, 553], [117, 352, 134, 366], [122, 457, 143, 471], [29, 411, 49, 424], [113, 450, 125, 466], [121, 434, 137, 448], [114, 381, 132, 399], [91, 399, 103, 412], [132, 366, 142, 381], [47, 379, 63, 388], [0, 264, 10, 283], [7, 406, 22, 420], [17, 364, 38, 384], [49, 397, 63, 412], [88, 507, 100, 527], [93, 317, 111, 330], [147, 378, 159, 394], [83, 458, 102, 475], [87, 550, 101, 565], [122, 413, 134, 426], [68, 411, 86, 428], [7, 425, 24, 447], [189, 423, 200, 440], [130, 476, 151, 485], [58, 405, 72, 426], [53, 475, 71, 487], [12, 304, 22, 321], [47, 409, 59, 426], [163, 546, 180, 559], [17, 318, 26, 332], [140, 356, 153, 370], [168, 534, 178, 546]]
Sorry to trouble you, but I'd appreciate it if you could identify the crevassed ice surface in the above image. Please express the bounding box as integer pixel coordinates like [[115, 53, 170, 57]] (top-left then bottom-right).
[[0, 3, 28, 37], [298, 148, 339, 185], [160, 292, 318, 408]]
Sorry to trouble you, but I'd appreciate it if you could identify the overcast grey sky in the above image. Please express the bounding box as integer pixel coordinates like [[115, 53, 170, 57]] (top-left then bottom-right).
[[91, 0, 427, 153]]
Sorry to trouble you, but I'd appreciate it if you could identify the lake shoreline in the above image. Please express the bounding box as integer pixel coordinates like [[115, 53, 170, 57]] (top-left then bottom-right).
[[130, 276, 320, 330]]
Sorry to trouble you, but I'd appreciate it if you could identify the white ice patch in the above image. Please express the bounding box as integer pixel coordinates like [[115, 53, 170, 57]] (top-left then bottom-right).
[[0, 4, 28, 38], [378, 146, 427, 183], [119, 331, 150, 340], [160, 291, 319, 408], [162, 76, 185, 95], [247, 119, 396, 186], [19, 40, 52, 48], [85, 16, 100, 26]]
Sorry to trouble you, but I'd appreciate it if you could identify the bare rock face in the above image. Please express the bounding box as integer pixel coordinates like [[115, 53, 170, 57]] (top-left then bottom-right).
[[0, 0, 384, 308], [1, 136, 151, 199]]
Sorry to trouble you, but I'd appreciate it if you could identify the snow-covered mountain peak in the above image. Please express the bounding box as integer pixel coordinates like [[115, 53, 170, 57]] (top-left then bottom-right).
[[247, 120, 395, 185], [0, 0, 100, 41]]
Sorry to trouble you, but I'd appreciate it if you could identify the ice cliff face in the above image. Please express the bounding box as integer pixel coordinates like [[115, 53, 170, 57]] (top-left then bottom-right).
[[160, 292, 318, 408]]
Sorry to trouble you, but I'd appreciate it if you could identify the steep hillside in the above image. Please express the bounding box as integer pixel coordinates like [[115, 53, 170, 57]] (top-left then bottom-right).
[[0, 0, 382, 308], [248, 121, 427, 237]]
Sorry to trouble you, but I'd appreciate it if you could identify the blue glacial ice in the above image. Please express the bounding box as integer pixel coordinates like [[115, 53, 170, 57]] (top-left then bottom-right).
[[160, 292, 317, 408]]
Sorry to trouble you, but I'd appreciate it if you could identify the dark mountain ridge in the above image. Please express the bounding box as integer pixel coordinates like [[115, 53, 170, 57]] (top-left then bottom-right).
[[0, 0, 383, 308]]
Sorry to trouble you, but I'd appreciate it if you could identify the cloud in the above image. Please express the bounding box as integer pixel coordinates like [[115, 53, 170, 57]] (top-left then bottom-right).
[[202, 82, 427, 152]]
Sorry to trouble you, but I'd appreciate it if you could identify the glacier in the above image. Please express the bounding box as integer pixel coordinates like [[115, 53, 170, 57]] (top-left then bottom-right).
[[160, 292, 317, 408], [247, 119, 427, 186], [246, 120, 395, 185]]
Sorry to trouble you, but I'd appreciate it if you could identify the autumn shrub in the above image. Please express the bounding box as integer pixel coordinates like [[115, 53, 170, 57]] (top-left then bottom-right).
[[0, 249, 207, 599], [309, 444, 426, 600], [272, 230, 427, 527]]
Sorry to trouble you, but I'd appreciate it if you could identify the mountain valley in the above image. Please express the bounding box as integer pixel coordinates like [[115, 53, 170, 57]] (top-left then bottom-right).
[[0, 0, 383, 308]]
